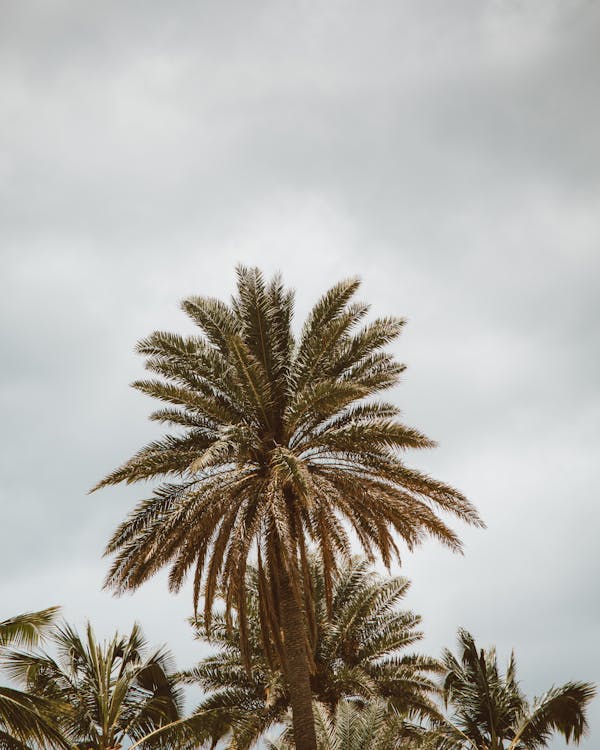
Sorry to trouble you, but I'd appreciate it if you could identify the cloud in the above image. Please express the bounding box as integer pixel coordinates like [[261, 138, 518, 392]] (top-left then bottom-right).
[[1, 1, 598, 746]]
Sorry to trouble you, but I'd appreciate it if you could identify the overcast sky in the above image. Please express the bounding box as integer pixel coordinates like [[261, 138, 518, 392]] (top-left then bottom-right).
[[1, 1, 599, 747]]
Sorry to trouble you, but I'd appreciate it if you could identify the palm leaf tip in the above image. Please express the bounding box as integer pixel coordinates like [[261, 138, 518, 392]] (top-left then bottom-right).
[[0, 607, 61, 649], [520, 681, 597, 746]]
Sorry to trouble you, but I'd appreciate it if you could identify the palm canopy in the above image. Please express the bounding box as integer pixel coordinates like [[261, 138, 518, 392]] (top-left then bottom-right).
[[4, 621, 184, 750], [183, 557, 442, 749], [94, 267, 481, 663], [433, 629, 595, 750], [0, 607, 65, 750]]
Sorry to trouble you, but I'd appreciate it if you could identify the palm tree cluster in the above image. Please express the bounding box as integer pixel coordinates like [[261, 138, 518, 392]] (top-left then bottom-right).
[[2, 580, 593, 750], [1, 268, 595, 750]]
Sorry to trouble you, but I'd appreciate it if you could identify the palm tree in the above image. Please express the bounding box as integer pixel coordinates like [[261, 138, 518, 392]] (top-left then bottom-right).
[[432, 629, 595, 749], [271, 699, 425, 750], [183, 556, 442, 749], [4, 621, 183, 750], [93, 267, 483, 750], [0, 607, 65, 750]]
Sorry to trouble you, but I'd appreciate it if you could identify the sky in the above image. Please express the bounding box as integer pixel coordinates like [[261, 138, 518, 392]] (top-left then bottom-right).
[[1, 1, 599, 747]]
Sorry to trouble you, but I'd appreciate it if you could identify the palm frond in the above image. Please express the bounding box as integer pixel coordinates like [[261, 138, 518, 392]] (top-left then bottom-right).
[[513, 681, 596, 748], [0, 609, 60, 650], [0, 686, 67, 749]]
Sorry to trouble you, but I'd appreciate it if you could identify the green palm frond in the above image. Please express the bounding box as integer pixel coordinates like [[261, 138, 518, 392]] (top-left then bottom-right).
[[0, 727, 32, 750], [0, 686, 67, 749], [512, 682, 596, 749], [0, 608, 59, 650]]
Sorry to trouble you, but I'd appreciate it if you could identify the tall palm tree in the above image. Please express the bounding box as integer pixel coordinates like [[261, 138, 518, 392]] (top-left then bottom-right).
[[0, 607, 65, 750], [5, 621, 183, 750], [93, 267, 483, 750], [432, 629, 595, 749], [183, 556, 442, 749]]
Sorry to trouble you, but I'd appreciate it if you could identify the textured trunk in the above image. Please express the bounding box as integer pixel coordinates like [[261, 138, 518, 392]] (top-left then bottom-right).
[[279, 572, 318, 750]]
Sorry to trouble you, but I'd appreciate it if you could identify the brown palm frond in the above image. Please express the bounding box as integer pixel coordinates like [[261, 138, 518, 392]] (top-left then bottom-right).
[[94, 267, 483, 750]]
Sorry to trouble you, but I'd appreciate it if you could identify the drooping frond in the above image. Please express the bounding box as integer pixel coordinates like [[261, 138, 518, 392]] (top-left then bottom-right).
[[513, 682, 596, 748], [0, 609, 66, 750], [0, 687, 66, 749]]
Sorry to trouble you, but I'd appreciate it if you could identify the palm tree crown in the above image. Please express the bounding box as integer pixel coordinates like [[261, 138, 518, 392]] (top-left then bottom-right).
[[0, 607, 64, 750], [184, 557, 442, 749], [93, 267, 482, 750], [95, 268, 480, 651], [5, 621, 183, 750], [435, 629, 595, 749]]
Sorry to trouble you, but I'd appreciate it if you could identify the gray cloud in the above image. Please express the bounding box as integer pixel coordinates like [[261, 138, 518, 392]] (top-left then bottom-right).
[[1, 1, 599, 746]]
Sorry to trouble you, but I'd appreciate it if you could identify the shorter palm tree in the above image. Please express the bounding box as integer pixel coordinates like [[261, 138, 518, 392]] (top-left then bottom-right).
[[183, 557, 442, 749], [0, 607, 65, 750], [4, 621, 184, 750], [432, 629, 596, 749], [271, 699, 425, 750]]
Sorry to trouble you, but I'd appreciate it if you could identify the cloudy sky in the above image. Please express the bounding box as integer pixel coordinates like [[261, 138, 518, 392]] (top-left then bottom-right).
[[1, 1, 599, 746]]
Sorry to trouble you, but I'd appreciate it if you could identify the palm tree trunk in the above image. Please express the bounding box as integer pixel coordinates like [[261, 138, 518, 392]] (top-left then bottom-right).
[[279, 571, 318, 750]]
